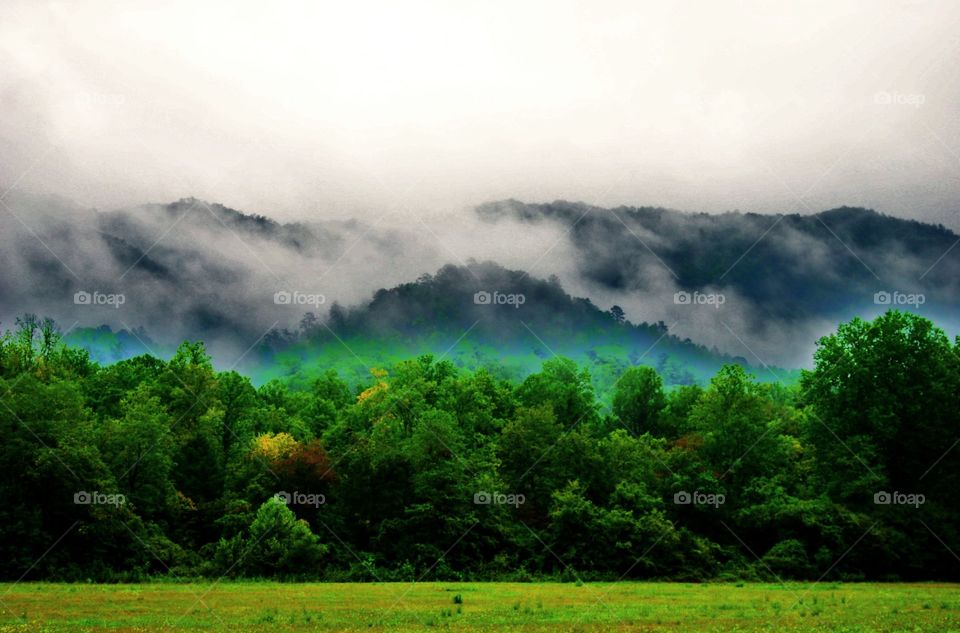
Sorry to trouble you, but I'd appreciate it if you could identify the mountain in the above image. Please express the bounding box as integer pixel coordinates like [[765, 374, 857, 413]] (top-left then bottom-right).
[[476, 199, 960, 312], [0, 192, 446, 357], [476, 199, 960, 364], [250, 261, 764, 396], [1, 191, 956, 371]]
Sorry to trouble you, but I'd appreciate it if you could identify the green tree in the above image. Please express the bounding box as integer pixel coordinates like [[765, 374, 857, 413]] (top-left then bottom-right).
[[101, 385, 175, 518], [516, 358, 598, 427], [215, 496, 326, 577], [688, 364, 782, 485], [612, 366, 667, 436], [498, 405, 565, 520], [801, 311, 960, 578], [802, 311, 959, 502]]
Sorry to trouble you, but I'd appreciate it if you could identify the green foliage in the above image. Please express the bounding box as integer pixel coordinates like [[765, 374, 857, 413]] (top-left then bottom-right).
[[214, 497, 327, 577], [760, 539, 813, 579], [100, 385, 175, 517], [612, 366, 666, 436], [0, 310, 958, 581]]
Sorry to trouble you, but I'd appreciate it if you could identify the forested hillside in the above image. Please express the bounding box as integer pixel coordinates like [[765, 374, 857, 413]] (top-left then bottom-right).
[[66, 262, 772, 397], [1, 310, 957, 581]]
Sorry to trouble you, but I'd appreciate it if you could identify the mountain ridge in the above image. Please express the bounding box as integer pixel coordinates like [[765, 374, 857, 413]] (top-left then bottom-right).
[[1, 190, 956, 370]]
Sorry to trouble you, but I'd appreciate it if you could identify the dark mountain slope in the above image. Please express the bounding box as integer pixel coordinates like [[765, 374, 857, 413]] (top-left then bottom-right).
[[476, 200, 960, 321]]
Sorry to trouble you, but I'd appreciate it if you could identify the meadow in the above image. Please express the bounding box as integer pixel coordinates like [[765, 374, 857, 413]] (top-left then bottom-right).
[[2, 582, 960, 632]]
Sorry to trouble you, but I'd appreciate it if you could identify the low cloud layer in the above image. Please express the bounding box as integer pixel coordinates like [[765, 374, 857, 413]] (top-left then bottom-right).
[[1, 192, 957, 368], [0, 192, 578, 362], [476, 200, 960, 366]]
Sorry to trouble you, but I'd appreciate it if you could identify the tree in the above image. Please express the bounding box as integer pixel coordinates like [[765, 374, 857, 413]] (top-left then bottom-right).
[[101, 385, 175, 518], [612, 366, 666, 436], [216, 371, 257, 454], [498, 405, 564, 520], [516, 358, 598, 427], [609, 305, 626, 325], [161, 342, 225, 506], [547, 479, 677, 576], [660, 384, 703, 438], [802, 311, 959, 502], [215, 497, 326, 577], [800, 311, 960, 578], [688, 365, 775, 478], [376, 409, 484, 572]]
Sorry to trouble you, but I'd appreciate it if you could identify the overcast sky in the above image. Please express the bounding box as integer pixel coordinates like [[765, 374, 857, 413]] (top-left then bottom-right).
[[2, 0, 959, 227]]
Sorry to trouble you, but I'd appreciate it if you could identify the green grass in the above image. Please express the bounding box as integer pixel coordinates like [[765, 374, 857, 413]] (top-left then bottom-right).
[[1, 582, 958, 632]]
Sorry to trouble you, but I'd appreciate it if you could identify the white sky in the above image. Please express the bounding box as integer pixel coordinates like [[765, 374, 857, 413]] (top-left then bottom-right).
[[2, 0, 960, 226]]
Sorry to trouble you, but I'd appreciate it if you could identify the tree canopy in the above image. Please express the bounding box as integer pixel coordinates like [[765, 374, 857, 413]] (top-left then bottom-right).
[[0, 310, 957, 581]]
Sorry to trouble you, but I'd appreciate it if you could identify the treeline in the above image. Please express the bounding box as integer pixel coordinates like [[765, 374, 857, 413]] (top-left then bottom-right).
[[0, 311, 958, 581]]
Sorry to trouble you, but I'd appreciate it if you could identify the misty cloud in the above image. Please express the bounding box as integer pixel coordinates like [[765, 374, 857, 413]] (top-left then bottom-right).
[[0, 192, 579, 362], [2, 1, 959, 226], [474, 199, 960, 366], [1, 192, 957, 369]]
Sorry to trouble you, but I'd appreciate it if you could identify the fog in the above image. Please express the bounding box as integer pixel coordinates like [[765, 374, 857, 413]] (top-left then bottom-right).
[[1, 190, 956, 369], [2, 0, 959, 228], [0, 192, 585, 363]]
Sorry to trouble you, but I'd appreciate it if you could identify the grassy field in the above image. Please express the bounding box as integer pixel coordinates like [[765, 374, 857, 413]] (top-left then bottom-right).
[[1, 582, 959, 632]]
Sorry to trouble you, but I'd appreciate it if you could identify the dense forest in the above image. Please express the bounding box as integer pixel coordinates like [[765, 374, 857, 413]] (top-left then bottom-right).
[[1, 310, 957, 582]]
